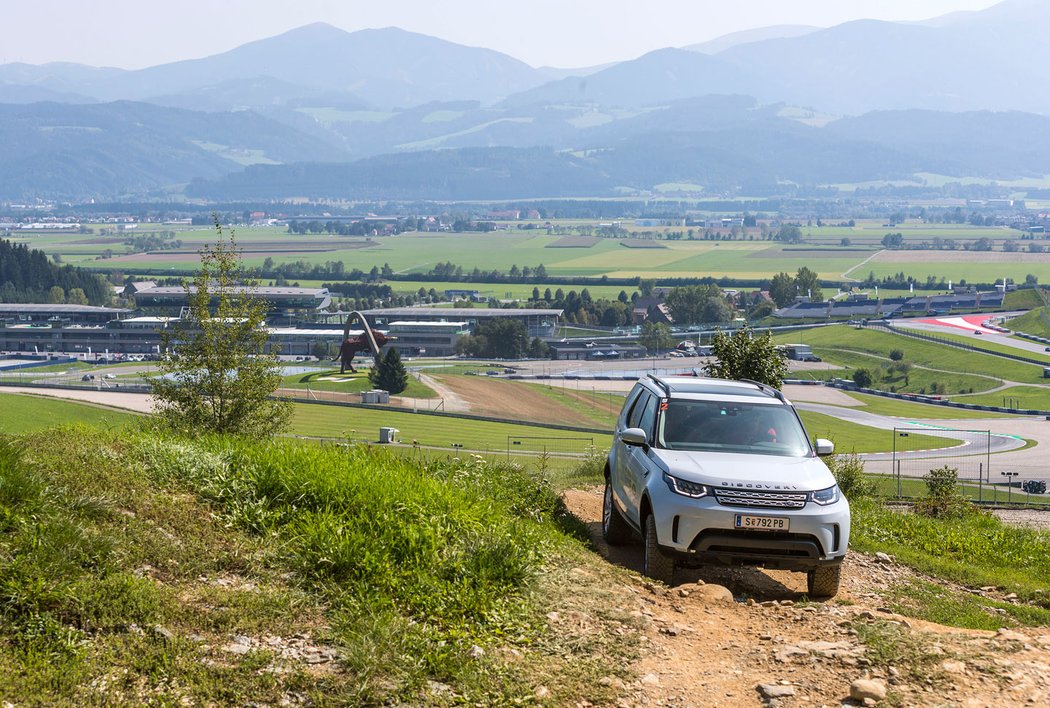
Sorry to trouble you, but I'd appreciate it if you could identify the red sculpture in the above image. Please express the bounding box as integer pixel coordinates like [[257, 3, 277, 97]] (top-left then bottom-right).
[[338, 330, 391, 374]]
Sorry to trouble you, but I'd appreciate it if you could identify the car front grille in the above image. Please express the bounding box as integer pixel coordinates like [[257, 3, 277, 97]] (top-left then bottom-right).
[[713, 488, 808, 509]]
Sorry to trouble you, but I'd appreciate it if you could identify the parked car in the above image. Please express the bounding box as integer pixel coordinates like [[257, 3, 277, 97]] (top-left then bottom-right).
[[1022, 480, 1046, 494], [81, 374, 95, 381], [604, 375, 849, 596]]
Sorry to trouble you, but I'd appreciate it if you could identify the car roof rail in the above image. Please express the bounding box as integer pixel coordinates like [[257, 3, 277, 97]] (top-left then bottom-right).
[[740, 378, 787, 402], [646, 373, 671, 397]]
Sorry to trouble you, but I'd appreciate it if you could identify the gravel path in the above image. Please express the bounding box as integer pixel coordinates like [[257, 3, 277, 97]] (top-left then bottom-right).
[[992, 508, 1050, 529]]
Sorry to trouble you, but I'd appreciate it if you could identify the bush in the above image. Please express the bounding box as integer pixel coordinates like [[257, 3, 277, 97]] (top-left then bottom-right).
[[914, 465, 980, 519], [889, 349, 905, 361], [852, 368, 874, 388], [825, 453, 876, 501]]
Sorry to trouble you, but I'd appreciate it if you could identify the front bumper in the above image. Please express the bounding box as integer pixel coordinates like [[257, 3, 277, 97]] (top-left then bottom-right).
[[648, 482, 851, 571]]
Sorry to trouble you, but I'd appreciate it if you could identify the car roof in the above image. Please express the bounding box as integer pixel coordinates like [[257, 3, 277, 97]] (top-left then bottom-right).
[[641, 375, 790, 403]]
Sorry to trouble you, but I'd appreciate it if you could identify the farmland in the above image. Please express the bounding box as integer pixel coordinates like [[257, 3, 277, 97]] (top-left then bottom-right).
[[11, 219, 1049, 285]]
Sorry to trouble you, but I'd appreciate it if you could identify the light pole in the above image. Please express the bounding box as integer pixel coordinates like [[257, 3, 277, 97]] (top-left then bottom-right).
[[1001, 471, 1019, 503]]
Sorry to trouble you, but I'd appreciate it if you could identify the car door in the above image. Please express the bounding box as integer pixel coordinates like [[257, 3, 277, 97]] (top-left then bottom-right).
[[611, 387, 645, 521], [623, 392, 658, 520]]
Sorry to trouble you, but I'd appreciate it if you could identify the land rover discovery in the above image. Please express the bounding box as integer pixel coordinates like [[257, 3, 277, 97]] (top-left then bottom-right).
[[603, 374, 850, 597]]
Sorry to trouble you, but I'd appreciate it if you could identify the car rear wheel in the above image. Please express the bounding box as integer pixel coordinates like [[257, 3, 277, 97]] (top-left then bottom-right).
[[602, 478, 633, 546], [807, 564, 842, 598], [643, 514, 675, 584]]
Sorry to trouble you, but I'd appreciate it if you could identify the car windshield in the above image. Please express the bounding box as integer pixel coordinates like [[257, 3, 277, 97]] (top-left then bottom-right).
[[657, 400, 811, 457]]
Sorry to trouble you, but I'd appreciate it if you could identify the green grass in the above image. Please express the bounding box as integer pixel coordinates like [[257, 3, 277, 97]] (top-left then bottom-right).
[[280, 369, 436, 397], [523, 382, 622, 428], [0, 393, 140, 433], [798, 410, 957, 454], [1004, 289, 1046, 310], [780, 325, 1048, 389], [902, 327, 1050, 364], [953, 386, 1050, 411], [288, 402, 610, 452], [850, 498, 1050, 628], [866, 473, 1048, 505], [1007, 307, 1050, 338], [843, 391, 1025, 420], [0, 427, 639, 704], [33, 222, 1050, 285]]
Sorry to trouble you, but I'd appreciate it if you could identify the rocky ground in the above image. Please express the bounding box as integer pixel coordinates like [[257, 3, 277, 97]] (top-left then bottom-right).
[[563, 488, 1050, 708]]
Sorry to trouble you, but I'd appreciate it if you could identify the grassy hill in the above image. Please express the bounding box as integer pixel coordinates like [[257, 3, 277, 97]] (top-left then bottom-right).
[[0, 428, 634, 704]]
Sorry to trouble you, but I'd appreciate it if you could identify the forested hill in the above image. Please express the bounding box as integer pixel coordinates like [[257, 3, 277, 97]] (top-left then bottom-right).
[[0, 239, 111, 305]]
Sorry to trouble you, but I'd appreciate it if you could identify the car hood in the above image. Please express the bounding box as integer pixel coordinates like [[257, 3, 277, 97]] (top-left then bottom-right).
[[651, 449, 835, 492]]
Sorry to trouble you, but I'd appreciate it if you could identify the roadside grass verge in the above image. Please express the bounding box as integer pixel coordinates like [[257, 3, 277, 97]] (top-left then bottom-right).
[[798, 410, 958, 454], [0, 392, 141, 433], [850, 498, 1050, 626], [0, 427, 641, 704], [842, 391, 1025, 419], [909, 328, 1050, 364], [1006, 306, 1050, 338], [953, 385, 1050, 411], [788, 345, 997, 394]]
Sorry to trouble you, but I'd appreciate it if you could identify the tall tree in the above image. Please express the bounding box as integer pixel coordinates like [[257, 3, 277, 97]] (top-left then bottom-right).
[[638, 321, 674, 353], [794, 267, 823, 302], [152, 221, 290, 437], [665, 284, 723, 325], [705, 327, 787, 388], [768, 272, 796, 308]]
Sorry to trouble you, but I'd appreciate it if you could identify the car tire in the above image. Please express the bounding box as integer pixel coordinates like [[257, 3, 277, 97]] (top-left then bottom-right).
[[643, 514, 675, 584], [602, 478, 633, 546], [807, 564, 842, 598]]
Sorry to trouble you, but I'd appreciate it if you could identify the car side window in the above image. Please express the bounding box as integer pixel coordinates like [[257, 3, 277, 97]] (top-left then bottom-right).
[[627, 391, 651, 429], [636, 395, 659, 442], [621, 387, 644, 428]]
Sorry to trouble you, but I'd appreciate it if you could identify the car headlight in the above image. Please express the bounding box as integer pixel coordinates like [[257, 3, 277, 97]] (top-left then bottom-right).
[[663, 472, 709, 498], [810, 485, 840, 505]]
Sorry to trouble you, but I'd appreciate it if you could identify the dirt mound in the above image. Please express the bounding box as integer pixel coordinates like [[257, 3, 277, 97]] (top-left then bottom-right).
[[434, 375, 606, 427]]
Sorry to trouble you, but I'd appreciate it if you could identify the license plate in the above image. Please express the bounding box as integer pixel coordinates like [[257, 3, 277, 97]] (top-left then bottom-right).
[[735, 514, 789, 531]]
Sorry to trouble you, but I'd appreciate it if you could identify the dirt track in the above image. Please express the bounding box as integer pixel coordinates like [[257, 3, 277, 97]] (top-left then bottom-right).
[[432, 375, 608, 427], [564, 487, 1050, 707]]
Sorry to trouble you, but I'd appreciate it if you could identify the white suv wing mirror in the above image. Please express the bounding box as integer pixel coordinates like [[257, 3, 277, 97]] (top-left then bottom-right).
[[620, 428, 648, 446], [815, 438, 834, 456]]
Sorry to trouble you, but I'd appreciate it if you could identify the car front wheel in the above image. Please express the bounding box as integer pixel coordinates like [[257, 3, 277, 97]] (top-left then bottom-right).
[[602, 478, 633, 546], [643, 514, 675, 584], [807, 564, 842, 598]]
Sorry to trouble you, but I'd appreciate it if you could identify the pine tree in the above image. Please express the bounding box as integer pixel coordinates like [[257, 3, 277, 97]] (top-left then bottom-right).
[[369, 348, 409, 394]]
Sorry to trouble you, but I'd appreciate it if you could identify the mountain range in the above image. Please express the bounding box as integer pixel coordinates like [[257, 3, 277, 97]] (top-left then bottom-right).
[[3, 0, 1050, 202]]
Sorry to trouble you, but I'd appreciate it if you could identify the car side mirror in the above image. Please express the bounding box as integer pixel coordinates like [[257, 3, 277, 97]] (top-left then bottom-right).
[[620, 427, 648, 446], [815, 438, 834, 456]]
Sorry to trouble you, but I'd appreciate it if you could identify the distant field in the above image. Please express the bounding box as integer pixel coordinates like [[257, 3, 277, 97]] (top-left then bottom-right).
[[25, 222, 1046, 285]]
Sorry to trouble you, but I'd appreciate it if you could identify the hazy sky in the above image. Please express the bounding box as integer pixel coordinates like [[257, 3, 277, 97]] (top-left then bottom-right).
[[0, 0, 1003, 69]]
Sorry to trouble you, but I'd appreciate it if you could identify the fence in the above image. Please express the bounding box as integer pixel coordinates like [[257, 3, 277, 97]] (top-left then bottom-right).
[[506, 435, 596, 459], [888, 426, 996, 499]]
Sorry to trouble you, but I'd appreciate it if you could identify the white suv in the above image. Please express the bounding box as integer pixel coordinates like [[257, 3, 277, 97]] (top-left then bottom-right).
[[603, 375, 850, 597]]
